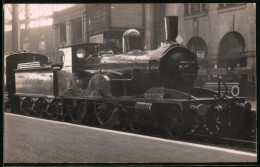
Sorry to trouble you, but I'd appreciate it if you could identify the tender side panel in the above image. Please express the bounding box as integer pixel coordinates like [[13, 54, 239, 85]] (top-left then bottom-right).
[[15, 70, 54, 96]]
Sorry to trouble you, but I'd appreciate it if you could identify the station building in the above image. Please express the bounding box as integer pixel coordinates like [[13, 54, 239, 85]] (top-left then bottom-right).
[[52, 3, 255, 70], [51, 3, 256, 98], [144, 3, 256, 98], [52, 4, 145, 63], [145, 3, 256, 70]]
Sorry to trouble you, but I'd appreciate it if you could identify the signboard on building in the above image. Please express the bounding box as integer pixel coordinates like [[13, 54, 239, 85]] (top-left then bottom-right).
[[234, 67, 252, 74], [89, 34, 104, 43], [197, 51, 205, 59], [198, 69, 208, 76], [210, 68, 227, 75]]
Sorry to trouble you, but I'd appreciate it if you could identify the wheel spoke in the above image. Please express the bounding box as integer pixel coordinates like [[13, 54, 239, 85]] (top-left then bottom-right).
[[98, 108, 103, 115]]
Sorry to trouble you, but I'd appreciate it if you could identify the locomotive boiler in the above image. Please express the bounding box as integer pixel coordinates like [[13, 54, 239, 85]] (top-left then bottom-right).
[[5, 16, 256, 140]]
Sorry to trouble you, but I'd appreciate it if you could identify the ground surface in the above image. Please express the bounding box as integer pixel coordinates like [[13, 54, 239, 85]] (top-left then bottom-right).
[[4, 113, 257, 163]]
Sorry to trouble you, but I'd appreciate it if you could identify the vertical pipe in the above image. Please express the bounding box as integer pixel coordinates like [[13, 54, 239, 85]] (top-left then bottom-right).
[[12, 4, 20, 52], [164, 16, 178, 43], [25, 4, 30, 30]]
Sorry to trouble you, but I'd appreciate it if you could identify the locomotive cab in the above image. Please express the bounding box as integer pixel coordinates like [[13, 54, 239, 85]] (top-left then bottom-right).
[[58, 43, 122, 73]]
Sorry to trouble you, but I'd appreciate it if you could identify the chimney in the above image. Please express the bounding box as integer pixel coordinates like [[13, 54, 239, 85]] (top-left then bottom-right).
[[164, 16, 178, 43]]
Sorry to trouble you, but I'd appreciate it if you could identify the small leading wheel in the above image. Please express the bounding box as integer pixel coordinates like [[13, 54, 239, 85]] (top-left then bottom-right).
[[164, 106, 186, 139], [67, 100, 88, 124], [94, 101, 118, 128]]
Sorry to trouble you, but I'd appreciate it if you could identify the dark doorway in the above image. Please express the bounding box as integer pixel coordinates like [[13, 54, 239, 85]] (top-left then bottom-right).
[[187, 37, 208, 69], [218, 32, 246, 69]]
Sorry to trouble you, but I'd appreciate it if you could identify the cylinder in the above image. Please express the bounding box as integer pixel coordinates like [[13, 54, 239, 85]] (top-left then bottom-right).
[[164, 16, 178, 43], [135, 102, 152, 113]]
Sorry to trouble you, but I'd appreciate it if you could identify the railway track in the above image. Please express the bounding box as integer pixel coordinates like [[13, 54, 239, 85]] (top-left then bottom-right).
[[5, 110, 256, 153], [184, 133, 256, 153]]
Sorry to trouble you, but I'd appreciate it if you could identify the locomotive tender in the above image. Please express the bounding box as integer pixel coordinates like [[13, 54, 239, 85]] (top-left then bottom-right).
[[5, 16, 255, 140]]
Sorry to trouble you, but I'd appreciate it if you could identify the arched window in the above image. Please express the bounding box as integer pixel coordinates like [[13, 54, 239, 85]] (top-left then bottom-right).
[[187, 37, 208, 68], [218, 32, 245, 69]]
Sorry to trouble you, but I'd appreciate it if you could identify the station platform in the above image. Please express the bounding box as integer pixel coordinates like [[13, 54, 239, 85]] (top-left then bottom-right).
[[4, 113, 257, 163]]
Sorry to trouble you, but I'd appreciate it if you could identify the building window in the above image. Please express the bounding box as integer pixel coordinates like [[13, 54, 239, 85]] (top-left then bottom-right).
[[184, 4, 189, 15], [219, 3, 244, 9], [72, 18, 82, 43], [60, 23, 66, 42], [191, 4, 200, 14], [184, 3, 207, 16]]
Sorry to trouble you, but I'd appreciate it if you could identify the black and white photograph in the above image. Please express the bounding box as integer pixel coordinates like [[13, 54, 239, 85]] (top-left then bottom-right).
[[3, 3, 257, 164]]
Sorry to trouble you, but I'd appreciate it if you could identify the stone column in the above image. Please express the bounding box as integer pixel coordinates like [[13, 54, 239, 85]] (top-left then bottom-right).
[[66, 20, 72, 45], [144, 4, 155, 50], [12, 4, 20, 52]]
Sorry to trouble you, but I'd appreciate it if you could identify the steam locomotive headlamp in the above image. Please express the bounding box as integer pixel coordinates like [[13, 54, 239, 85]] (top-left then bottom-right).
[[235, 101, 252, 111], [76, 48, 86, 59], [190, 104, 207, 116], [231, 85, 240, 97]]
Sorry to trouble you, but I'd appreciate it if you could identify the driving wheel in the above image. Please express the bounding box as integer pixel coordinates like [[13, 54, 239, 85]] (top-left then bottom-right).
[[164, 106, 186, 139], [94, 101, 119, 128], [67, 100, 88, 124]]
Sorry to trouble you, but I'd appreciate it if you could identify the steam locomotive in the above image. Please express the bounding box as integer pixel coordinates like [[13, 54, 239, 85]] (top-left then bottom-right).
[[4, 16, 256, 140]]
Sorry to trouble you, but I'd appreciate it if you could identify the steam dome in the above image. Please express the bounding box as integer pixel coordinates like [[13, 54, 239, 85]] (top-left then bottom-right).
[[122, 29, 142, 53]]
